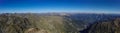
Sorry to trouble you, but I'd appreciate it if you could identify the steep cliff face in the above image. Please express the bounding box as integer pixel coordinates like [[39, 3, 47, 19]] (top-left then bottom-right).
[[87, 18, 120, 33]]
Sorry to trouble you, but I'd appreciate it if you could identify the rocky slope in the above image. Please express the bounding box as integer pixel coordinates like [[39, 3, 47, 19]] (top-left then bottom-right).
[[0, 13, 80, 33], [0, 13, 120, 33]]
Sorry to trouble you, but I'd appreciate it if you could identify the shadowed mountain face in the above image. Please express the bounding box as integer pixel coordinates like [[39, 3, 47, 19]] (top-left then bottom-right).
[[82, 18, 120, 33], [0, 13, 120, 33]]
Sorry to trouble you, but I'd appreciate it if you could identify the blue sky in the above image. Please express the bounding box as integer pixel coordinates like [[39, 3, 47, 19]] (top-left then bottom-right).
[[0, 0, 120, 13]]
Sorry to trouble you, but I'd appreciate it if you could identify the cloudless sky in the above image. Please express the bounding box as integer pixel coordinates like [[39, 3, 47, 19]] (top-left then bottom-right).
[[0, 0, 120, 13]]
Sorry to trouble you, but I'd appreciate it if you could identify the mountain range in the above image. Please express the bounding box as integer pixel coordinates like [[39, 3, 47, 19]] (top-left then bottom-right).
[[0, 13, 120, 33]]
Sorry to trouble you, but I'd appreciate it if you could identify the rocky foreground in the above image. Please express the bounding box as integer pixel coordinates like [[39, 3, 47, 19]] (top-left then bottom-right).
[[0, 13, 120, 33]]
